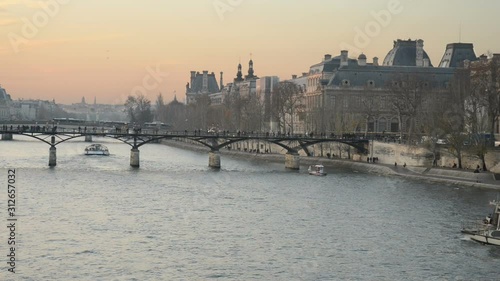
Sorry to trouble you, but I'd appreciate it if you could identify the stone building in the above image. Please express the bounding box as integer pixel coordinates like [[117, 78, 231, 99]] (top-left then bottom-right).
[[0, 85, 12, 120], [297, 39, 477, 135], [256, 76, 280, 131], [228, 59, 259, 98], [185, 70, 220, 105]]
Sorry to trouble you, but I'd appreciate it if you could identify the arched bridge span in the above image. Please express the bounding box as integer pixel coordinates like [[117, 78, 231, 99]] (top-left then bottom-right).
[[0, 129, 369, 168]]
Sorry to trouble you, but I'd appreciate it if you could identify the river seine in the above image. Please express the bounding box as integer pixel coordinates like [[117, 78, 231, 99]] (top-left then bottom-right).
[[1, 136, 499, 281]]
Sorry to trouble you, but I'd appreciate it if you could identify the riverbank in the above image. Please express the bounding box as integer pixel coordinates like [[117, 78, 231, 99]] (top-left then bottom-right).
[[162, 139, 500, 190]]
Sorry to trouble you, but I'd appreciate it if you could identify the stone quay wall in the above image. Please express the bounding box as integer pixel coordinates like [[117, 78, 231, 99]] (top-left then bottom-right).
[[165, 138, 500, 173]]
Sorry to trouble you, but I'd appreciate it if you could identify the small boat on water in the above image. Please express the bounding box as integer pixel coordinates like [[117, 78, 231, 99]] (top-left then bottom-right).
[[462, 200, 500, 246], [308, 164, 327, 176], [84, 144, 110, 156]]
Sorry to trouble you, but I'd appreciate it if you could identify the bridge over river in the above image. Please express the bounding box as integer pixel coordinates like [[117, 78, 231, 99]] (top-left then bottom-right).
[[0, 127, 369, 169]]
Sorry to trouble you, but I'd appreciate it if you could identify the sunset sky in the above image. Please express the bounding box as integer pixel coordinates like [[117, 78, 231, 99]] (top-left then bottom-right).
[[1, 0, 499, 105]]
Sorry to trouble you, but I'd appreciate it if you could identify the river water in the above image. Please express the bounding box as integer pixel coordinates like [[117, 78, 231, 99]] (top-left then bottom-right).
[[1, 136, 499, 281]]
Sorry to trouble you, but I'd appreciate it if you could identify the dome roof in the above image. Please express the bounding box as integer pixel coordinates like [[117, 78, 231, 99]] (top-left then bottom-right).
[[383, 39, 433, 67], [358, 53, 367, 60]]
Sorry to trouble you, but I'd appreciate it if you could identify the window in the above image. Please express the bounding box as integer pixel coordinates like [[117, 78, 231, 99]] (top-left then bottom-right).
[[342, 80, 350, 87], [378, 117, 387, 132], [391, 118, 399, 132]]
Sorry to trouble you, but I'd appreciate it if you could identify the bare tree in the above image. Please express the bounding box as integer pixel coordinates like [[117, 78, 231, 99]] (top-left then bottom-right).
[[438, 104, 468, 169], [240, 93, 264, 132], [271, 81, 304, 134], [125, 94, 153, 125], [155, 93, 168, 123], [359, 92, 377, 137], [389, 73, 432, 144], [222, 91, 243, 131], [419, 92, 445, 166], [186, 93, 211, 130], [466, 63, 494, 170], [470, 56, 500, 146]]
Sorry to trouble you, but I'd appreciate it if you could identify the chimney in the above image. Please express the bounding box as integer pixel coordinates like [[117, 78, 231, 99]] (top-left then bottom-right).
[[190, 71, 196, 88], [340, 50, 348, 66], [220, 72, 224, 90], [292, 75, 297, 79], [416, 39, 424, 67], [423, 58, 430, 67], [373, 57, 379, 66], [480, 54, 488, 63], [202, 70, 208, 92], [302, 72, 308, 77], [324, 54, 332, 61]]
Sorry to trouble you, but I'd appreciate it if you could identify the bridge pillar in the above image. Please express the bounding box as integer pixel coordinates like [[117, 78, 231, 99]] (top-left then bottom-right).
[[285, 152, 300, 170], [85, 135, 93, 142], [1, 133, 13, 140], [208, 151, 221, 169], [48, 146, 57, 167], [130, 148, 140, 167]]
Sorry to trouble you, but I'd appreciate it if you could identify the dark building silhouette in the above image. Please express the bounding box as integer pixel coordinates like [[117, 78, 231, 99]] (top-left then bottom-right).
[[186, 71, 220, 105]]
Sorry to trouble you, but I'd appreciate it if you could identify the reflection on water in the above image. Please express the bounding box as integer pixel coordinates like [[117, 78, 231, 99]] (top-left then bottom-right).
[[0, 137, 499, 280]]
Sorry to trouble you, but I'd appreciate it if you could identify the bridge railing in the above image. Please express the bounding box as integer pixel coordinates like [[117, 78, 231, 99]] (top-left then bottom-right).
[[0, 125, 372, 141]]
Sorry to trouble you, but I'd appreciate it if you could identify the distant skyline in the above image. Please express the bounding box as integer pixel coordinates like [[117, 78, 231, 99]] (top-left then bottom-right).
[[1, 0, 499, 104]]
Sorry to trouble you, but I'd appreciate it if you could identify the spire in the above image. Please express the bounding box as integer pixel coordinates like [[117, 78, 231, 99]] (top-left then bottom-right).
[[220, 71, 224, 90], [247, 59, 254, 78], [235, 63, 243, 82]]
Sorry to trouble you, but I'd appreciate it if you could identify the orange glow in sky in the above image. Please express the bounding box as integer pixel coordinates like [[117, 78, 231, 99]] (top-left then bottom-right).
[[1, 0, 499, 104]]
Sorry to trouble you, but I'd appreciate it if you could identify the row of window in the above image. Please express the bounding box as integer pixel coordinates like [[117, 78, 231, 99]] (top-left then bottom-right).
[[341, 80, 376, 87], [340, 80, 449, 88]]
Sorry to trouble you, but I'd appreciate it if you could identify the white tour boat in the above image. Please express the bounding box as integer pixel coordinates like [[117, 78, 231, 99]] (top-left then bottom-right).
[[462, 200, 500, 246], [84, 144, 110, 156], [308, 164, 327, 176]]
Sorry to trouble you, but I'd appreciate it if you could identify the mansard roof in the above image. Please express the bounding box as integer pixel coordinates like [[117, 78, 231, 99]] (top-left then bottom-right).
[[383, 39, 433, 67], [0, 86, 12, 103], [327, 64, 456, 89], [438, 43, 478, 68], [309, 56, 358, 74], [188, 72, 220, 94]]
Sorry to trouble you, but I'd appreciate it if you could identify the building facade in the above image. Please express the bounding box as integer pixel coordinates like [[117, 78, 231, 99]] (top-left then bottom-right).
[[185, 71, 220, 105], [256, 76, 279, 131], [296, 39, 477, 136], [0, 85, 12, 120]]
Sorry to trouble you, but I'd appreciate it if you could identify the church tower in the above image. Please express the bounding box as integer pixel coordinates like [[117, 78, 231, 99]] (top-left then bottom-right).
[[247, 59, 254, 78], [234, 63, 244, 82], [245, 59, 257, 80]]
